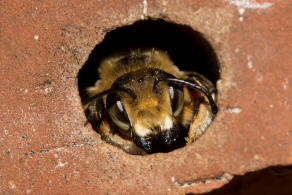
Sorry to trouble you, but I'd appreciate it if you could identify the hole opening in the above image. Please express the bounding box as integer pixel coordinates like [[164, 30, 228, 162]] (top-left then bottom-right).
[[78, 19, 220, 154]]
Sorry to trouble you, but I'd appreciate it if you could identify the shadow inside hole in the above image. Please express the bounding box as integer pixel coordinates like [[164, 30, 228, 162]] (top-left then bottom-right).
[[78, 19, 220, 99], [188, 165, 292, 195]]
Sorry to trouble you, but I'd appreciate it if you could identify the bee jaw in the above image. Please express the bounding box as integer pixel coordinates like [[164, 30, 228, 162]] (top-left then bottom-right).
[[161, 125, 180, 146], [131, 124, 182, 153], [132, 134, 153, 153]]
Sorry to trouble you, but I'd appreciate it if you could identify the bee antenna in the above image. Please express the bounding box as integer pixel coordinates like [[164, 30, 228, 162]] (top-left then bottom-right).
[[84, 87, 136, 105], [157, 77, 218, 114]]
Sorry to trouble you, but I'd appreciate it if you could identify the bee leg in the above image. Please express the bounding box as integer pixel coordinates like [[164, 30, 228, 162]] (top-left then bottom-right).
[[183, 71, 217, 144], [184, 71, 216, 95], [84, 99, 104, 129], [186, 101, 214, 144]]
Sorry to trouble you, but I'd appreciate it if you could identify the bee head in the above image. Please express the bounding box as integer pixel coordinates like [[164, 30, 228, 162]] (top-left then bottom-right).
[[105, 68, 186, 153], [86, 68, 217, 153]]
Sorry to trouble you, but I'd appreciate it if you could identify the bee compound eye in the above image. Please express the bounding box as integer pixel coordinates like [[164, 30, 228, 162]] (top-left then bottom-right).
[[106, 93, 130, 131], [168, 84, 184, 117]]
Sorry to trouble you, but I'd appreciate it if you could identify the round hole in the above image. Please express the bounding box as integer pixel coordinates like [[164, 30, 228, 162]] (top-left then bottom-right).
[[78, 19, 220, 155]]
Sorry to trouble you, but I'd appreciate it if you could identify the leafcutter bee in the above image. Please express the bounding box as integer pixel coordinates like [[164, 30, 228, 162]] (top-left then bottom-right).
[[83, 49, 217, 155]]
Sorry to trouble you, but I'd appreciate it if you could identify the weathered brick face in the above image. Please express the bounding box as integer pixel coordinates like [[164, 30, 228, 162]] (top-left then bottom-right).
[[0, 0, 291, 194]]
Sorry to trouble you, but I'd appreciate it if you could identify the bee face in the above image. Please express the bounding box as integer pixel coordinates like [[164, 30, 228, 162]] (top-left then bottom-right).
[[105, 68, 186, 153], [83, 49, 217, 154]]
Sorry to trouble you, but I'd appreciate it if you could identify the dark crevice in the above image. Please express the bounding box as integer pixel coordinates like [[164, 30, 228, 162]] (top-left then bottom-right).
[[188, 165, 292, 195]]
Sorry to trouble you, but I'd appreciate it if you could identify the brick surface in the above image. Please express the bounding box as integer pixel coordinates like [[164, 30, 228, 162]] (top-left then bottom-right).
[[0, 0, 291, 194]]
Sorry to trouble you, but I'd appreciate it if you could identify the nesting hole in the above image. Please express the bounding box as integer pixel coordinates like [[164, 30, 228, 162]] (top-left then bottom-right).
[[78, 19, 220, 154]]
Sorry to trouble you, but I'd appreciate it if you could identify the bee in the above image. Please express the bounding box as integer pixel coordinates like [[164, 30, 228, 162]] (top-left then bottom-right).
[[83, 49, 217, 155]]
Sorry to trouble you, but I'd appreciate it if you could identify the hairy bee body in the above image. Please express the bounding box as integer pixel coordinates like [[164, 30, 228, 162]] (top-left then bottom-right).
[[84, 49, 217, 155]]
